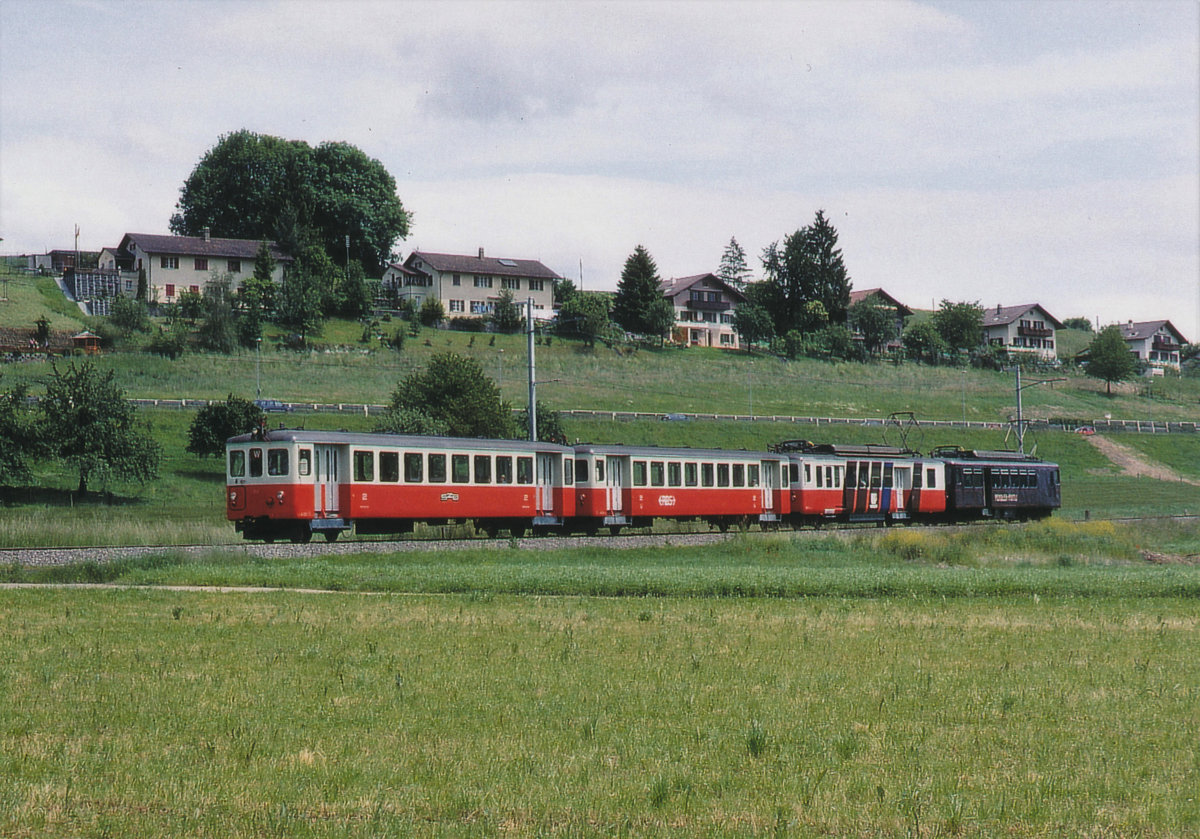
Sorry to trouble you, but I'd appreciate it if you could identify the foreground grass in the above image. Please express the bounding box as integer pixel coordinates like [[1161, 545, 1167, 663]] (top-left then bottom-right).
[[1, 587, 1197, 838]]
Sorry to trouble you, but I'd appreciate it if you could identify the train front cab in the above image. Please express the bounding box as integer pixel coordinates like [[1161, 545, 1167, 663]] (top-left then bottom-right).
[[941, 452, 1061, 521], [786, 445, 947, 525], [227, 433, 348, 543]]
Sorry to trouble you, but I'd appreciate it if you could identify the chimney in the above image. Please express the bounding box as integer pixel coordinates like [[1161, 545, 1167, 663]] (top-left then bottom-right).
[[478, 247, 485, 259], [203, 227, 211, 242]]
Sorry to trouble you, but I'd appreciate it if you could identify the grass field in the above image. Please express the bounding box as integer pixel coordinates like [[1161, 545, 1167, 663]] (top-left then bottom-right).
[[2, 587, 1197, 838]]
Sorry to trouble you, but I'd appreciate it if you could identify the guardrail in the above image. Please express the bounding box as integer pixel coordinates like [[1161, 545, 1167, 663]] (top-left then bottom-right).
[[124, 399, 1199, 433]]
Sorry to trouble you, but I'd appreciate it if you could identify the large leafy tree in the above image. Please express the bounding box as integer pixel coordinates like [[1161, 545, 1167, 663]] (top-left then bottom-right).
[[275, 245, 331, 342], [932, 300, 984, 356], [717, 237, 752, 290], [379, 352, 514, 438], [902, 319, 947, 363], [557, 291, 614, 348], [759, 210, 851, 337], [612, 245, 674, 342], [37, 362, 161, 495], [198, 275, 237, 353], [849, 296, 899, 356], [732, 300, 774, 352], [490, 288, 524, 334], [186, 395, 264, 457], [170, 130, 411, 274], [1086, 324, 1136, 395], [0, 377, 37, 484]]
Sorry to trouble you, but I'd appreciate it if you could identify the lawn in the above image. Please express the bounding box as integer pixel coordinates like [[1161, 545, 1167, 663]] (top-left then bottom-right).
[[2, 587, 1196, 837]]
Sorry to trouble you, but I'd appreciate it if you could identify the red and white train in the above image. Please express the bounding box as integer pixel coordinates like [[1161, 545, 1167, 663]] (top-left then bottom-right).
[[225, 429, 1060, 542]]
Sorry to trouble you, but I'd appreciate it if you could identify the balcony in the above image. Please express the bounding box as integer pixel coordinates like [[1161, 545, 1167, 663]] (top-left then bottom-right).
[[1152, 338, 1181, 352], [1018, 325, 1053, 338], [686, 298, 731, 312]]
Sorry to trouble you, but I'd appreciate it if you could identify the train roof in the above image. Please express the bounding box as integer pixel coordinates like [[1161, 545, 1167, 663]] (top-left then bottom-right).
[[226, 428, 574, 453], [929, 445, 1055, 464], [572, 443, 784, 460], [771, 440, 918, 458]]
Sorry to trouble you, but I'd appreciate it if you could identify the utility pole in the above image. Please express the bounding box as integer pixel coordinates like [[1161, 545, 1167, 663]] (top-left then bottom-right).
[[1012, 364, 1065, 454], [527, 297, 536, 442]]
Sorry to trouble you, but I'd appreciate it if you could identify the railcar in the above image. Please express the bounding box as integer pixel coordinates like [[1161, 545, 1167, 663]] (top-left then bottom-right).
[[572, 444, 789, 533], [226, 429, 574, 542], [931, 446, 1061, 521]]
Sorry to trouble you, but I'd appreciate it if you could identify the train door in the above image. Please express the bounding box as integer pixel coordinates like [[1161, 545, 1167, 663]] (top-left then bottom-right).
[[605, 456, 624, 516], [313, 444, 340, 517], [535, 452, 557, 517], [761, 459, 782, 516], [891, 463, 912, 515]]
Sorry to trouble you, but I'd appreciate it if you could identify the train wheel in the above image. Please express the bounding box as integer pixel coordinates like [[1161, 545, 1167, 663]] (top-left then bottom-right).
[[608, 525, 623, 536], [480, 524, 500, 539], [509, 525, 527, 539], [291, 530, 312, 544], [323, 531, 339, 543]]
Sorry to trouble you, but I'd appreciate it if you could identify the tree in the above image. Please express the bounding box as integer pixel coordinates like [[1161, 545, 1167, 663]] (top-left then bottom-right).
[[329, 261, 373, 320], [276, 246, 329, 342], [717, 237, 752, 290], [612, 245, 674, 342], [516, 401, 567, 443], [732, 301, 774, 352], [849, 296, 898, 356], [490, 288, 524, 334], [380, 352, 514, 438], [1086, 324, 1136, 395], [0, 377, 37, 484], [557, 291, 613, 348], [902, 319, 947, 363], [1062, 317, 1094, 332], [37, 362, 161, 495], [237, 241, 278, 348], [419, 297, 445, 328], [759, 210, 851, 337], [136, 267, 148, 302], [170, 129, 411, 275], [186, 395, 264, 457], [552, 277, 578, 307], [198, 275, 237, 353], [108, 294, 150, 336], [932, 300, 984, 356]]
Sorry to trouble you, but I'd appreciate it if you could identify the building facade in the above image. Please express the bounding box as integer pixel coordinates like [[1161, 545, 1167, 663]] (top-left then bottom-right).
[[660, 273, 745, 349], [385, 249, 559, 319], [848, 288, 912, 352], [114, 231, 291, 304], [981, 303, 1061, 360], [1119, 320, 1187, 370]]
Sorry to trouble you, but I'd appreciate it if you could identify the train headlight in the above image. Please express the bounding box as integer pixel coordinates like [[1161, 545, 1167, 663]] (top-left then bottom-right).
[[276, 491, 286, 504]]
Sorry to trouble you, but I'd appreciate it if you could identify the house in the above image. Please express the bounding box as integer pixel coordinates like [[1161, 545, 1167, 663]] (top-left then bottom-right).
[[385, 248, 559, 319], [113, 230, 291, 305], [848, 288, 912, 352], [981, 303, 1061, 360], [1119, 320, 1187, 370], [660, 273, 745, 349]]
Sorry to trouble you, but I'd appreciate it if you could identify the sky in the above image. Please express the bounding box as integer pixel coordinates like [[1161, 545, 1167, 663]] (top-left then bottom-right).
[[1, 0, 1197, 335]]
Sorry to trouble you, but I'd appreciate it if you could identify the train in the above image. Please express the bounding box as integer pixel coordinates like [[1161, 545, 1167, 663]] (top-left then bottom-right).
[[225, 429, 1061, 542]]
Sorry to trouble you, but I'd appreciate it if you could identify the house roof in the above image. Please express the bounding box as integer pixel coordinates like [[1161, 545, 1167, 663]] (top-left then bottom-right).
[[982, 303, 1063, 329], [405, 250, 561, 280], [659, 272, 747, 302], [848, 288, 912, 317], [118, 233, 292, 263], [1118, 320, 1188, 345]]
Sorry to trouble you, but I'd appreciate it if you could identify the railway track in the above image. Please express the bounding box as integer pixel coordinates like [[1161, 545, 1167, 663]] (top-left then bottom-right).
[[4, 515, 1193, 568]]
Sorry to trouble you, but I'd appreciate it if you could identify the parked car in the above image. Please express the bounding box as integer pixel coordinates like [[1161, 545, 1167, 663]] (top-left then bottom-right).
[[254, 399, 293, 413], [1075, 426, 1096, 436]]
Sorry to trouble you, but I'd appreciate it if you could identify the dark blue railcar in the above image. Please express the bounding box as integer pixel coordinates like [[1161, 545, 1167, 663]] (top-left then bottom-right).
[[933, 446, 1060, 521]]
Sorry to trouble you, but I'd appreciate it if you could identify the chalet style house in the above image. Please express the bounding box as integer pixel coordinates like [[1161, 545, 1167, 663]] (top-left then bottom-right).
[[384, 249, 559, 319], [848, 288, 912, 352], [68, 231, 291, 313], [982, 303, 1061, 360], [660, 273, 745, 349], [1119, 320, 1187, 370]]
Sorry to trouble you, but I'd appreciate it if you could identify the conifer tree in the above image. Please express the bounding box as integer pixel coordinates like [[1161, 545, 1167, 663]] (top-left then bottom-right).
[[612, 245, 674, 342]]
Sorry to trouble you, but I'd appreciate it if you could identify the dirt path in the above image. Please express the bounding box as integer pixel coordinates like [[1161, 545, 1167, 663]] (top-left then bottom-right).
[[1086, 434, 1200, 485]]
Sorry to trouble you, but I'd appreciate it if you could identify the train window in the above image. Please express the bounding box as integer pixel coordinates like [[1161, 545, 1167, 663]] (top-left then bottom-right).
[[717, 463, 730, 487], [229, 449, 246, 478], [379, 452, 399, 483], [869, 462, 882, 489], [575, 459, 589, 482], [816, 466, 823, 488], [595, 460, 605, 482], [429, 454, 447, 483], [791, 463, 800, 484], [883, 463, 893, 488], [298, 449, 311, 477], [474, 455, 491, 484], [732, 464, 745, 487], [353, 450, 374, 482], [748, 464, 759, 487], [517, 457, 533, 485], [913, 466, 923, 489], [927, 468, 936, 488], [633, 461, 647, 486], [845, 462, 856, 488], [249, 447, 263, 478], [702, 463, 715, 487], [267, 448, 288, 477], [826, 466, 835, 488], [668, 462, 682, 487], [685, 463, 698, 487], [496, 456, 513, 484], [452, 454, 470, 483], [650, 461, 665, 487], [563, 458, 574, 485], [404, 453, 423, 482]]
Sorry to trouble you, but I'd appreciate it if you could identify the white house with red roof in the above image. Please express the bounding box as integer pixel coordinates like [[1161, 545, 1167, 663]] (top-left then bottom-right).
[[660, 273, 746, 349], [1119, 320, 1187, 370], [981, 303, 1061, 360], [385, 248, 559, 319], [114, 230, 290, 304]]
